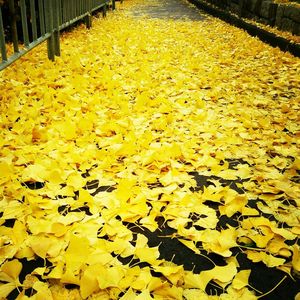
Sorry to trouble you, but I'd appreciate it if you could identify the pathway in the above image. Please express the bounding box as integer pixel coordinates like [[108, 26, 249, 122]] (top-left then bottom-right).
[[0, 1, 299, 299], [129, 0, 206, 20]]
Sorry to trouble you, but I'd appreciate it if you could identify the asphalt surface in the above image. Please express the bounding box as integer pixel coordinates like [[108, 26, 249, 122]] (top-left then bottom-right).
[[129, 0, 206, 20]]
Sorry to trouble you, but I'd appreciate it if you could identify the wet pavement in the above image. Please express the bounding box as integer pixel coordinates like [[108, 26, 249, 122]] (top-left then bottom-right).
[[129, 0, 206, 20]]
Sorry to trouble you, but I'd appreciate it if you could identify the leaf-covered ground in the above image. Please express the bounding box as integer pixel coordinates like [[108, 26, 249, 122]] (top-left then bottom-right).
[[0, 0, 300, 299]]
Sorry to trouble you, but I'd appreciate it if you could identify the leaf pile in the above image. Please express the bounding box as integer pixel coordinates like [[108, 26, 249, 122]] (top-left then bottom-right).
[[0, 0, 299, 299]]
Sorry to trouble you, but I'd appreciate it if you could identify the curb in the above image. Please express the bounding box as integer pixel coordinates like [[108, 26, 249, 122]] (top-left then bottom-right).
[[188, 0, 300, 57]]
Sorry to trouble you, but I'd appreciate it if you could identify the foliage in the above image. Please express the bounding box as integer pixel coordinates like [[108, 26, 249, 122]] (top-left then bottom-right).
[[0, 0, 299, 299]]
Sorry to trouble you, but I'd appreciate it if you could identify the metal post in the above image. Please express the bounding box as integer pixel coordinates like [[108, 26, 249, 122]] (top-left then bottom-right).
[[103, 3, 107, 17], [20, 0, 30, 46], [0, 8, 7, 62], [58, 0, 63, 27], [38, 0, 45, 35], [85, 13, 92, 29], [62, 0, 66, 23], [45, 0, 55, 60], [74, 0, 77, 18], [8, 0, 19, 52], [30, 0, 38, 40], [54, 0, 60, 56]]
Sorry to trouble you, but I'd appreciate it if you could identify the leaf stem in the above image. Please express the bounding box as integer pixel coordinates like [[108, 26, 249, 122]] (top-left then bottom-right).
[[257, 275, 287, 299]]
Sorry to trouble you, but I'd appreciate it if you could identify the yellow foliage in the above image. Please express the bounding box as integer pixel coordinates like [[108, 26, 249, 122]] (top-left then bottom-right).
[[0, 0, 299, 298]]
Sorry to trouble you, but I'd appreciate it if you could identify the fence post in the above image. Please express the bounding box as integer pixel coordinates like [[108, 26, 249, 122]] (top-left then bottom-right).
[[53, 0, 61, 56], [20, 0, 30, 47], [103, 3, 107, 17], [0, 8, 7, 62], [8, 0, 19, 53], [30, 0, 38, 40], [112, 0, 116, 10], [38, 0, 46, 35], [85, 13, 92, 29], [45, 0, 55, 60]]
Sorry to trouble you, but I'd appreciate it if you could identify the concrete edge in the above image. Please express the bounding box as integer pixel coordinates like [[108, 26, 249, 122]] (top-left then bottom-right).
[[188, 0, 300, 58]]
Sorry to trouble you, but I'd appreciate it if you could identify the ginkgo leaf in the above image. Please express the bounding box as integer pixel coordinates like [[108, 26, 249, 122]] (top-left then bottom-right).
[[232, 270, 251, 289], [96, 265, 126, 289], [135, 247, 160, 265], [198, 262, 237, 290], [29, 236, 55, 259], [184, 262, 237, 290], [22, 164, 47, 182], [119, 288, 137, 300], [0, 161, 14, 185], [152, 285, 183, 299], [246, 251, 286, 267], [135, 289, 154, 300], [219, 195, 248, 217], [292, 245, 300, 273], [0, 282, 17, 299], [153, 264, 184, 285], [47, 261, 64, 279], [60, 269, 80, 285], [56, 121, 77, 140], [0, 259, 22, 282], [32, 281, 53, 299], [80, 264, 100, 299], [183, 288, 212, 300]]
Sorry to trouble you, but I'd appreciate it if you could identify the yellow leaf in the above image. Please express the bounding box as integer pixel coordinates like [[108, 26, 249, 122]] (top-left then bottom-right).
[[292, 245, 300, 272], [153, 264, 184, 285], [32, 125, 48, 142], [135, 289, 153, 300], [184, 272, 204, 290], [22, 164, 47, 182], [0, 160, 14, 184], [131, 268, 153, 290], [29, 236, 53, 259], [12, 220, 27, 245], [60, 269, 80, 285], [135, 247, 160, 265], [232, 270, 251, 289], [115, 178, 137, 202], [246, 251, 286, 267], [0, 282, 17, 298], [179, 240, 200, 254], [183, 288, 211, 300], [119, 288, 137, 300], [152, 285, 183, 299], [187, 262, 237, 290], [47, 261, 64, 279], [220, 195, 247, 218], [64, 234, 90, 273], [1, 259, 22, 281], [80, 265, 100, 299], [96, 265, 125, 289], [56, 121, 77, 140], [51, 223, 68, 237], [66, 172, 85, 189], [47, 169, 64, 185], [32, 281, 53, 300]]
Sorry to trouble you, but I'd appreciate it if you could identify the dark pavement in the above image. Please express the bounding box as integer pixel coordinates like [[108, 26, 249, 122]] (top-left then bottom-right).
[[129, 0, 206, 20]]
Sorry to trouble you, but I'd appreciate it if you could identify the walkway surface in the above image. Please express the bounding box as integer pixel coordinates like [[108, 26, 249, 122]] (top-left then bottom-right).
[[0, 0, 300, 299], [130, 0, 206, 20]]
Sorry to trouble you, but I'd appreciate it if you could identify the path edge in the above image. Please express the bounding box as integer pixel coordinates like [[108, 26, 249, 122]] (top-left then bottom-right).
[[188, 0, 300, 58]]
